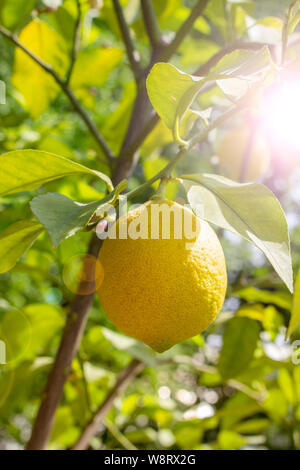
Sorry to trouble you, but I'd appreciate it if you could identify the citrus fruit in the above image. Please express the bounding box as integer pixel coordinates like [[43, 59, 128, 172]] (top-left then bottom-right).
[[217, 127, 270, 181], [97, 200, 227, 352]]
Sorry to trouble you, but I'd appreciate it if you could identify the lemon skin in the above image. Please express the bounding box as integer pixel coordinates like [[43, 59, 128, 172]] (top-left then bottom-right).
[[97, 200, 227, 353]]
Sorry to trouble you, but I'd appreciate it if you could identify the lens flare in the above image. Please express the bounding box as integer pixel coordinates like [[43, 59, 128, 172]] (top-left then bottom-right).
[[260, 81, 300, 151]]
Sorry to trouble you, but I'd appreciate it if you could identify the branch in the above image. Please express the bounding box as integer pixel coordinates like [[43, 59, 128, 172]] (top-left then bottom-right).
[[26, 234, 103, 450], [73, 359, 144, 450], [65, 0, 82, 85], [0, 24, 115, 164], [112, 0, 142, 83], [160, 0, 209, 62], [140, 0, 162, 50]]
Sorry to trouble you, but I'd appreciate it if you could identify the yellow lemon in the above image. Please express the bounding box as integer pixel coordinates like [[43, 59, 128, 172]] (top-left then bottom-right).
[[217, 127, 270, 181], [97, 200, 227, 352]]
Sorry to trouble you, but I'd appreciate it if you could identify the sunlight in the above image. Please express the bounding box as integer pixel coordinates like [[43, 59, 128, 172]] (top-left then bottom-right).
[[260, 80, 300, 151]]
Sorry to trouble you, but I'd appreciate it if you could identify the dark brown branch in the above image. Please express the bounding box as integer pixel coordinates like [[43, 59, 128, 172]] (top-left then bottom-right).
[[112, 0, 142, 83], [0, 24, 115, 164], [160, 0, 209, 62], [140, 0, 162, 50], [65, 0, 82, 85], [26, 234, 103, 450], [73, 359, 144, 450]]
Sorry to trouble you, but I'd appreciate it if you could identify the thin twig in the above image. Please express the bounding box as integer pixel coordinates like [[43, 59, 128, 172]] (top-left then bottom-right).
[[66, 0, 82, 85], [73, 359, 144, 450], [105, 419, 137, 451], [160, 0, 209, 62], [140, 0, 162, 50], [0, 24, 115, 164], [112, 0, 142, 83]]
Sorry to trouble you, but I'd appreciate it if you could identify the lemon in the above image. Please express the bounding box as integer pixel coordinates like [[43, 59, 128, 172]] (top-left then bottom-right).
[[217, 127, 270, 181], [97, 200, 227, 352]]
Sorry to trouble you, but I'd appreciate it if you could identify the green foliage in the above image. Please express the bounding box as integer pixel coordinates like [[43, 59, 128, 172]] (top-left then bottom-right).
[[0, 220, 44, 274], [0, 0, 299, 452], [218, 317, 260, 379], [181, 174, 293, 292]]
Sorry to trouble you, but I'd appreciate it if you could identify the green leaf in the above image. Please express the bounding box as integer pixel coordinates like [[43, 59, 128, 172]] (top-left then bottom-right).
[[180, 173, 293, 292], [12, 19, 69, 118], [30, 180, 127, 247], [234, 287, 292, 310], [102, 327, 156, 367], [213, 47, 272, 98], [0, 149, 113, 196], [278, 368, 295, 404], [218, 430, 246, 450], [218, 317, 260, 379], [0, 0, 37, 31], [211, 46, 271, 78], [70, 47, 123, 90], [146, 62, 204, 136], [0, 220, 44, 274], [287, 269, 300, 338], [30, 193, 102, 248]]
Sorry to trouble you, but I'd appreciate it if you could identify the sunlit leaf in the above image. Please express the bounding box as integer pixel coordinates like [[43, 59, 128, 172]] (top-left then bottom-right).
[[287, 270, 300, 338], [0, 0, 36, 30], [70, 47, 123, 90], [181, 173, 293, 292], [12, 19, 69, 117], [218, 317, 260, 379], [218, 430, 246, 450], [235, 287, 292, 310], [0, 220, 44, 274], [278, 368, 295, 404], [0, 149, 113, 196]]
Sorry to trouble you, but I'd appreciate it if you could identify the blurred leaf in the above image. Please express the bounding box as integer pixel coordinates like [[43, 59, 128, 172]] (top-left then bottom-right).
[[235, 287, 292, 310], [218, 430, 246, 450], [12, 19, 69, 118], [0, 0, 36, 30], [263, 389, 289, 422], [102, 327, 156, 367], [181, 174, 293, 292], [218, 317, 260, 379], [278, 368, 295, 405], [287, 270, 300, 338], [0, 150, 113, 196], [233, 418, 269, 434], [70, 47, 123, 90], [0, 220, 44, 274]]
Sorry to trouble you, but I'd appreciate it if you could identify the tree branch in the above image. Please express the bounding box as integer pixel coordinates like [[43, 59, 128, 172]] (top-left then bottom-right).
[[160, 0, 209, 62], [112, 0, 142, 83], [140, 0, 162, 50], [0, 24, 115, 165], [65, 0, 82, 85], [26, 234, 103, 450], [73, 359, 144, 450]]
